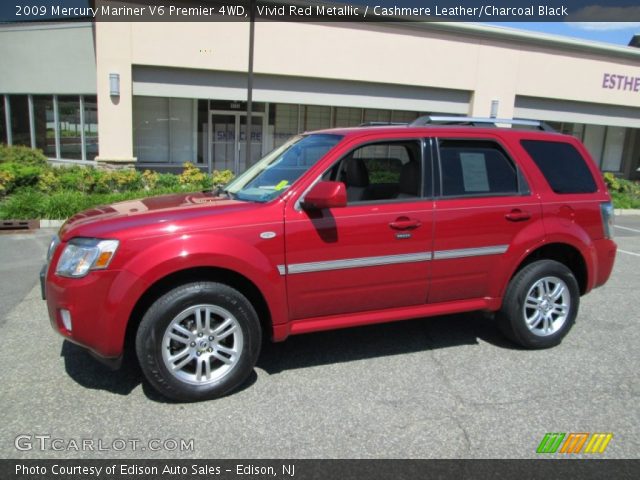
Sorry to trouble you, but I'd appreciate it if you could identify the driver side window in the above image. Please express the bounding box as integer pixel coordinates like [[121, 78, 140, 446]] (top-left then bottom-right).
[[325, 140, 424, 204]]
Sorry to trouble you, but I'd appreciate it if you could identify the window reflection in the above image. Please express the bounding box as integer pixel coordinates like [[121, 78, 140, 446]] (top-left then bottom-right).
[[32, 95, 56, 157], [83, 95, 98, 160], [9, 95, 30, 147], [57, 96, 82, 159]]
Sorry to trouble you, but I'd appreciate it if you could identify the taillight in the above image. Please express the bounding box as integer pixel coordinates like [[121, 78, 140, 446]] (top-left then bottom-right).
[[600, 202, 614, 239]]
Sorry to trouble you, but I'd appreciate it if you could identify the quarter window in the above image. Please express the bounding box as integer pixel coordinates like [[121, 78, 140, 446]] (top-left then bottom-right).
[[439, 140, 519, 197], [521, 139, 597, 194]]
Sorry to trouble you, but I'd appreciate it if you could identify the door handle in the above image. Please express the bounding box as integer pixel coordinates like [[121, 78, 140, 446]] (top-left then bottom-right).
[[389, 217, 422, 230], [505, 209, 531, 222]]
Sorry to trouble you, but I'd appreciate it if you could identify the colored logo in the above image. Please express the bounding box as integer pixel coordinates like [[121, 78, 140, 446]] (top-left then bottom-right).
[[537, 433, 613, 454]]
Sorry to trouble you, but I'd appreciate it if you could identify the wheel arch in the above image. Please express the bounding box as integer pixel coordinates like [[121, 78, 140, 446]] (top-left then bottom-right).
[[510, 243, 589, 296], [124, 266, 273, 356]]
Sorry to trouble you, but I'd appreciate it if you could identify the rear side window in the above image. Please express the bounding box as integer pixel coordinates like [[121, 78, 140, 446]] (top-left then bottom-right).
[[521, 140, 597, 194], [439, 140, 519, 197]]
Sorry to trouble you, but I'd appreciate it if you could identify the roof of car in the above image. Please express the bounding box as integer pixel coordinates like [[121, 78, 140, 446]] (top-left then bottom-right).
[[305, 116, 566, 139], [308, 124, 566, 140]]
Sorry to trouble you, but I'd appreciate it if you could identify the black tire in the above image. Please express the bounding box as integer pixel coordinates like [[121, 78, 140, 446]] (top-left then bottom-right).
[[136, 282, 261, 402], [497, 259, 580, 349]]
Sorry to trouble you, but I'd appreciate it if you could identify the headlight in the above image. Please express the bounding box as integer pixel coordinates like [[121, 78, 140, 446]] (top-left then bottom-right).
[[47, 235, 60, 262], [55, 238, 119, 278]]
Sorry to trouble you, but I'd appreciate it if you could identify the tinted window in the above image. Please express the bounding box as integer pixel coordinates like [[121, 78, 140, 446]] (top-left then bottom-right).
[[521, 140, 597, 194], [327, 140, 424, 203], [439, 140, 518, 197]]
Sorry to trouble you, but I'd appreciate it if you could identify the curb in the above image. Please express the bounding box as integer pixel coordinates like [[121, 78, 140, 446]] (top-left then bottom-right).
[[40, 220, 66, 228], [614, 209, 640, 216]]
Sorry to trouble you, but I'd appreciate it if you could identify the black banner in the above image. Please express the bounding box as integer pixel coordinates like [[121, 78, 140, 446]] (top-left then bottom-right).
[[2, 0, 640, 23], [3, 459, 640, 480]]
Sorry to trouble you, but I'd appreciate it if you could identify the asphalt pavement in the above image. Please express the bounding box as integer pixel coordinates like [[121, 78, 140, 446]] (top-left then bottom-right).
[[0, 217, 638, 459]]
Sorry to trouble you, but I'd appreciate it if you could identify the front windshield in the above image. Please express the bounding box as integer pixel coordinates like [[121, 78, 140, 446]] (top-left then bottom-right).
[[225, 133, 343, 203]]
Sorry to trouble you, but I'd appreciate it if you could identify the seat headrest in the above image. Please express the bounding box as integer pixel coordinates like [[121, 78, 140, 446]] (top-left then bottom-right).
[[346, 158, 369, 188], [399, 161, 419, 196]]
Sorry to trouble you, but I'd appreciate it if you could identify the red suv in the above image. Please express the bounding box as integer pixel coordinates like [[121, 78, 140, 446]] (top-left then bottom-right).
[[42, 117, 617, 401]]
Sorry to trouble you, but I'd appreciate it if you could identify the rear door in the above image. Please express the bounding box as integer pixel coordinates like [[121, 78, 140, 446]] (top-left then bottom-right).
[[430, 136, 543, 303], [284, 137, 434, 320]]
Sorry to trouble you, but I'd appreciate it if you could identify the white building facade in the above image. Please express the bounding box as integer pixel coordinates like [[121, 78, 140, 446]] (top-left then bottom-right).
[[1, 20, 639, 178]]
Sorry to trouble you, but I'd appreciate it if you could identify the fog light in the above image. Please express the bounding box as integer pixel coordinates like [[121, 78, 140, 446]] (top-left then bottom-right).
[[60, 309, 72, 331]]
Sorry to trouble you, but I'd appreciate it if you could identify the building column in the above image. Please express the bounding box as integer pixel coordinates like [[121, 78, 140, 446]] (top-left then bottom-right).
[[468, 43, 517, 120], [94, 21, 136, 167]]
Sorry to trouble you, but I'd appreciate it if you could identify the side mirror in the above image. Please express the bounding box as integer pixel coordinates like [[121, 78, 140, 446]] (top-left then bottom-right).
[[301, 181, 347, 210]]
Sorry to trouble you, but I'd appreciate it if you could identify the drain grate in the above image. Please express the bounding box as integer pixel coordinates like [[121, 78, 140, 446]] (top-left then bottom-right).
[[0, 220, 39, 231]]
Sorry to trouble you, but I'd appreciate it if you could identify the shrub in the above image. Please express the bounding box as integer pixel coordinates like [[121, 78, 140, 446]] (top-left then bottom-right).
[[112, 168, 143, 191], [0, 144, 47, 166], [37, 169, 61, 193], [55, 166, 93, 193], [44, 190, 92, 219], [0, 163, 44, 191], [157, 173, 180, 189], [179, 162, 206, 187], [212, 169, 235, 187], [0, 189, 47, 219], [142, 169, 160, 190], [0, 170, 16, 196], [604, 173, 640, 209]]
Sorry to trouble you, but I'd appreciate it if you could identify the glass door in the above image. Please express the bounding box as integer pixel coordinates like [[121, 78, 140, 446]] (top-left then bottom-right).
[[239, 114, 264, 172], [209, 111, 264, 174], [209, 113, 237, 172]]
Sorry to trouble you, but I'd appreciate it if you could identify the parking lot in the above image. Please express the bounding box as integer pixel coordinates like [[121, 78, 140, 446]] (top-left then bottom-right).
[[0, 216, 638, 459]]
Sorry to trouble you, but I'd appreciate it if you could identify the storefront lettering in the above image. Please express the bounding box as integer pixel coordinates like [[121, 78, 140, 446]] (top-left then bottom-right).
[[216, 130, 262, 142], [602, 73, 640, 92]]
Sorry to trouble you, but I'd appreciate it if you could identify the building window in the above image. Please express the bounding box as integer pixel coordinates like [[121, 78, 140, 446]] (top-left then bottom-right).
[[602, 126, 626, 172], [32, 95, 56, 157], [8, 95, 30, 147], [2, 94, 98, 161], [196, 99, 208, 164], [0, 97, 6, 144], [83, 95, 99, 160], [582, 124, 606, 167], [302, 105, 331, 131], [272, 104, 299, 148], [133, 96, 197, 164], [391, 110, 419, 124], [57, 96, 82, 160], [334, 107, 362, 127], [363, 108, 391, 124], [580, 124, 626, 172]]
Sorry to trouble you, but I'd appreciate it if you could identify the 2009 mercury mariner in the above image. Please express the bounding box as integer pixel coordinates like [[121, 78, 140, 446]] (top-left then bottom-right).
[[41, 116, 617, 401]]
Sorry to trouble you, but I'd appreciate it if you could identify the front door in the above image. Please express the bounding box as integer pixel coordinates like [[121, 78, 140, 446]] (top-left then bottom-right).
[[209, 112, 264, 174], [284, 137, 434, 320]]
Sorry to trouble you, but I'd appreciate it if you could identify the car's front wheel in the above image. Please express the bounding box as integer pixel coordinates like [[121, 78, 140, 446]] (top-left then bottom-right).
[[136, 282, 261, 401], [498, 259, 580, 349]]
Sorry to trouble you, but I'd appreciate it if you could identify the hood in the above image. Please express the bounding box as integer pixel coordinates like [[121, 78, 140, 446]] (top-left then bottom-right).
[[59, 191, 258, 241]]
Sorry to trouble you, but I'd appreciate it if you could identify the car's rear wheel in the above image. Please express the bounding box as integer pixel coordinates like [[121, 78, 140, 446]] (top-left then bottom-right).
[[136, 282, 261, 401], [497, 259, 579, 349]]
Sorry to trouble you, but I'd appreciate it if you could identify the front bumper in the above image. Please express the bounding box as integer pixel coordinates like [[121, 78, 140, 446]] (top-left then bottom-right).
[[42, 263, 132, 365]]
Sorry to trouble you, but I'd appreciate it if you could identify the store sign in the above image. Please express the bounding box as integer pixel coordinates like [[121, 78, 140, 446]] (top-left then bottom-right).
[[215, 129, 262, 142], [602, 73, 640, 92]]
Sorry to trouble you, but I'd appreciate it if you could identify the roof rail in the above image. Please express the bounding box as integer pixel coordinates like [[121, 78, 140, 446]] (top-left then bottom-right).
[[410, 115, 555, 132], [358, 121, 408, 127]]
